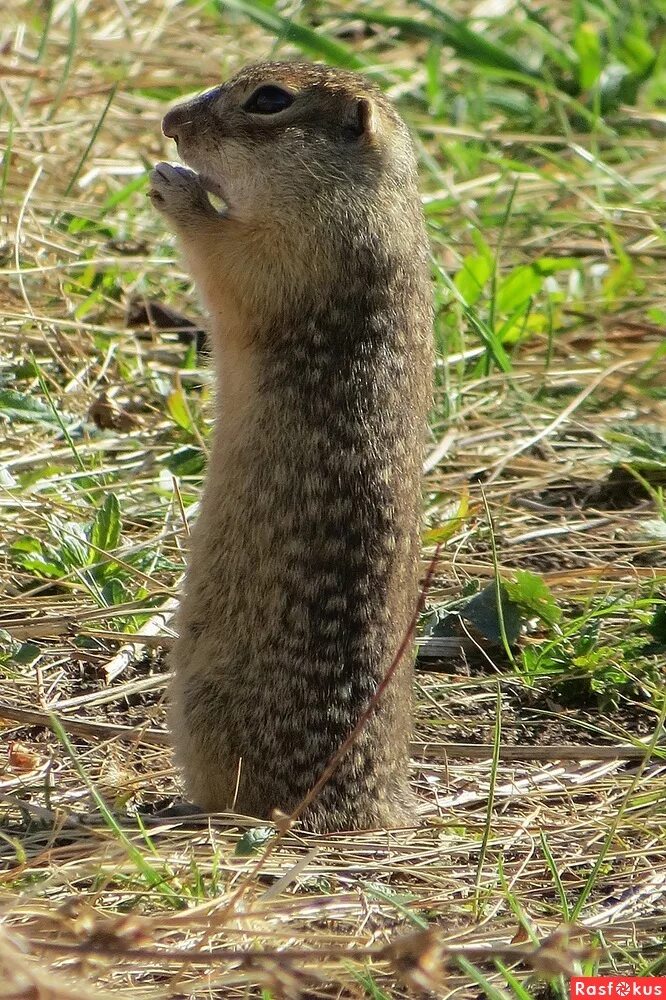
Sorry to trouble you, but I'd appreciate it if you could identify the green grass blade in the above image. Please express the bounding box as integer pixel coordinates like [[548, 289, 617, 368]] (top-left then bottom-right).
[[474, 681, 503, 915], [456, 955, 513, 1000], [1, 116, 14, 205], [495, 960, 533, 1000], [31, 353, 87, 475], [47, 3, 78, 121], [357, 4, 538, 78], [50, 715, 182, 905], [214, 0, 366, 69], [63, 83, 118, 199], [570, 696, 666, 921], [540, 831, 571, 920]]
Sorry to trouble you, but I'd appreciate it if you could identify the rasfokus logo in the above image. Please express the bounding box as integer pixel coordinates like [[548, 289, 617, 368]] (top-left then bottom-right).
[[570, 979, 666, 998]]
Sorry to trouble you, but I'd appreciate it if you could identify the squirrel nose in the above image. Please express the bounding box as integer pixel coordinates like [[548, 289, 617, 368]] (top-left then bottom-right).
[[162, 106, 188, 143], [162, 87, 220, 144]]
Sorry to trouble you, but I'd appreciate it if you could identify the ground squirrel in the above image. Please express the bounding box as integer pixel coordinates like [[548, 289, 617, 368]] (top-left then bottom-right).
[[149, 61, 432, 832]]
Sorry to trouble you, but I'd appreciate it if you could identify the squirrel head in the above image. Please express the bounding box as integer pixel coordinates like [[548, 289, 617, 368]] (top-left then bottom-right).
[[161, 61, 416, 227]]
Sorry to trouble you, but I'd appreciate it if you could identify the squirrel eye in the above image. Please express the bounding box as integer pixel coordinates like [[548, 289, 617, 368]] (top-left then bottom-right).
[[244, 85, 294, 115]]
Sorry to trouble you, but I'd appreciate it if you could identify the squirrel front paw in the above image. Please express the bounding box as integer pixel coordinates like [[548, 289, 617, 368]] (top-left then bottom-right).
[[149, 162, 215, 226]]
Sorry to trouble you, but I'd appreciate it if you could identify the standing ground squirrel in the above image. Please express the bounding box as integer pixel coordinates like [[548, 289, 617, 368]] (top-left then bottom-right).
[[149, 61, 432, 832]]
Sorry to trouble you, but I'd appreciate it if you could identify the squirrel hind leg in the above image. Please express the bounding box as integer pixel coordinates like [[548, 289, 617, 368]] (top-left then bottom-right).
[[169, 675, 239, 814]]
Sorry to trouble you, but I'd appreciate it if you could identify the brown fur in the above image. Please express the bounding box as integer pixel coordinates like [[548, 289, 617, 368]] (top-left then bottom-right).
[[149, 61, 432, 832]]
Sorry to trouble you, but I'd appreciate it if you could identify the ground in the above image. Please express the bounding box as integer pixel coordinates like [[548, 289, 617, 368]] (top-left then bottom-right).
[[0, 2, 665, 998]]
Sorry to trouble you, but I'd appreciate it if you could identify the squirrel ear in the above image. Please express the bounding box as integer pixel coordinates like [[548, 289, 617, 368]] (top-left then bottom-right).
[[346, 96, 375, 139]]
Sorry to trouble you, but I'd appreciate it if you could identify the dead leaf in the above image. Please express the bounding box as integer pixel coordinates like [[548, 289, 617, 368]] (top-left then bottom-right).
[[8, 741, 41, 770], [89, 392, 140, 432]]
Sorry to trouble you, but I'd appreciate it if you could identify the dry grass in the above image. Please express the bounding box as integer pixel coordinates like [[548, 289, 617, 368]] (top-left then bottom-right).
[[1, 1, 665, 997]]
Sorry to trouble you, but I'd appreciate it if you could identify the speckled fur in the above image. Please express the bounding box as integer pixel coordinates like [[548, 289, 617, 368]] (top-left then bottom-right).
[[149, 61, 432, 832]]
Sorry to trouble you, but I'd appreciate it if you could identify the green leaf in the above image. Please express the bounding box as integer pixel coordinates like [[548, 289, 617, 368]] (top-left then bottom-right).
[[422, 487, 469, 545], [460, 581, 523, 645], [101, 577, 131, 607], [49, 517, 89, 570], [13, 358, 39, 378], [18, 464, 69, 489], [13, 642, 41, 666], [454, 252, 492, 307], [619, 32, 656, 79], [10, 537, 64, 578], [605, 425, 666, 472], [648, 605, 666, 646], [574, 22, 602, 90], [11, 537, 43, 556], [0, 389, 68, 426], [90, 493, 121, 555], [504, 570, 562, 626], [598, 62, 639, 113], [164, 446, 205, 477], [234, 826, 275, 856], [534, 257, 581, 275], [430, 579, 522, 647], [495, 265, 543, 315], [166, 389, 195, 433]]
